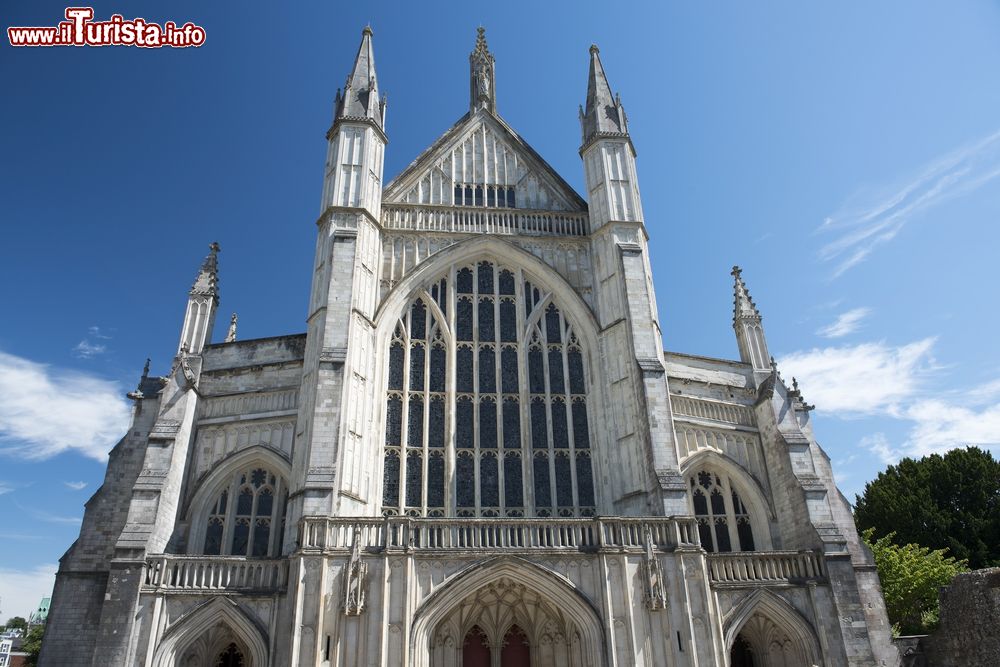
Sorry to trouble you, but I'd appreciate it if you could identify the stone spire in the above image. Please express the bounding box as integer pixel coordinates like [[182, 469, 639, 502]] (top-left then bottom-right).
[[580, 44, 629, 150], [333, 26, 386, 132], [731, 266, 771, 378], [224, 313, 238, 343], [469, 27, 496, 114], [190, 241, 220, 298], [178, 242, 221, 355]]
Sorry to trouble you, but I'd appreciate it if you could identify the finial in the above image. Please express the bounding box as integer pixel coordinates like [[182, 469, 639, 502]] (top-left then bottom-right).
[[792, 377, 799, 392], [770, 356, 777, 372], [731, 265, 742, 278], [362, 24, 373, 37], [590, 43, 599, 55], [142, 358, 151, 378], [225, 313, 238, 343], [209, 241, 220, 254]]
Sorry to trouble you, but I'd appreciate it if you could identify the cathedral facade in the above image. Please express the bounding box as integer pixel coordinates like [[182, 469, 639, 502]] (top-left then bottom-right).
[[40, 28, 899, 667]]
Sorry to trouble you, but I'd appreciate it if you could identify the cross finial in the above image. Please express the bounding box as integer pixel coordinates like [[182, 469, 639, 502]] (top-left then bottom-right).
[[731, 265, 742, 278]]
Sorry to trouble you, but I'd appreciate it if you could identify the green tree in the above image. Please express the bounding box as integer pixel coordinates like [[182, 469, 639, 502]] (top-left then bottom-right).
[[3, 616, 27, 633], [854, 446, 1000, 569], [863, 529, 967, 635], [21, 624, 44, 667]]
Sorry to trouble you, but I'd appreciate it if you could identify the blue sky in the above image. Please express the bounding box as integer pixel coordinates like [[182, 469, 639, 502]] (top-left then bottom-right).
[[2, 1, 1000, 618]]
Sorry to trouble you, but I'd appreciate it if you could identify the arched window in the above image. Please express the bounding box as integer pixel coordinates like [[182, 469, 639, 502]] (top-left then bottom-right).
[[203, 466, 287, 557], [689, 469, 755, 553], [382, 261, 595, 518]]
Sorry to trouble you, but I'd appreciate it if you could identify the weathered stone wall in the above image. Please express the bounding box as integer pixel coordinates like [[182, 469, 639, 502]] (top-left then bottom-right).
[[926, 568, 1000, 666]]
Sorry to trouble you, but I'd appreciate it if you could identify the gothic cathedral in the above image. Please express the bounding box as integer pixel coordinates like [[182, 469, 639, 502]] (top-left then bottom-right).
[[40, 28, 900, 667]]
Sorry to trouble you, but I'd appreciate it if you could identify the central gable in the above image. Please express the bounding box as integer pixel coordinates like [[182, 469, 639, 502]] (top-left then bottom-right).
[[383, 111, 587, 212]]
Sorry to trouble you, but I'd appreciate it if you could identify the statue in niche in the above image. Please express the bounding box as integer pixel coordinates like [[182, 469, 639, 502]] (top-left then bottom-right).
[[477, 62, 490, 99]]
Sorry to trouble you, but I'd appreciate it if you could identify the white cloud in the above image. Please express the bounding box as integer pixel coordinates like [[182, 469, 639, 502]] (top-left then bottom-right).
[[779, 338, 936, 414], [819, 128, 1000, 277], [0, 481, 14, 496], [73, 339, 106, 359], [64, 481, 88, 491], [87, 326, 112, 340], [0, 564, 57, 619], [860, 433, 900, 466], [903, 399, 1000, 457], [0, 350, 131, 461], [817, 307, 872, 338]]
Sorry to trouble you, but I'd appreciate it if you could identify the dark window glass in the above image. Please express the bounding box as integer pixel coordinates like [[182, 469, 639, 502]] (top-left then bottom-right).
[[454, 185, 463, 205], [257, 488, 273, 517], [410, 301, 426, 340], [382, 451, 399, 506], [427, 453, 445, 509], [555, 454, 573, 507], [456, 398, 473, 448], [528, 347, 544, 393], [506, 187, 515, 208], [499, 300, 517, 342], [568, 349, 585, 394], [710, 489, 726, 516], [480, 454, 499, 506], [572, 402, 590, 450], [478, 347, 496, 392], [385, 396, 402, 446], [714, 521, 732, 552], [457, 298, 473, 341], [545, 305, 562, 344], [407, 398, 424, 449], [457, 454, 475, 507], [464, 186, 474, 207], [430, 345, 446, 392], [737, 518, 755, 552], [548, 349, 565, 394], [478, 299, 495, 341], [388, 342, 404, 390], [237, 487, 253, 515], [551, 401, 568, 449], [457, 267, 473, 293], [533, 454, 551, 509], [698, 522, 714, 552], [406, 451, 422, 508], [409, 344, 425, 390], [231, 519, 250, 555], [457, 346, 474, 393], [218, 489, 228, 514], [479, 400, 497, 449], [486, 187, 495, 207], [204, 518, 223, 555], [576, 453, 594, 506], [477, 261, 494, 293], [502, 399, 520, 449], [501, 347, 519, 393], [693, 489, 708, 516], [428, 398, 445, 448], [251, 520, 270, 557], [531, 400, 547, 449], [504, 453, 523, 507], [474, 185, 483, 207], [499, 269, 515, 295]]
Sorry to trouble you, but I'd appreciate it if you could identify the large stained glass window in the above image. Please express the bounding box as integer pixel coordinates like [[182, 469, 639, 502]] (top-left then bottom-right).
[[689, 469, 755, 553], [381, 261, 595, 518], [202, 465, 287, 557]]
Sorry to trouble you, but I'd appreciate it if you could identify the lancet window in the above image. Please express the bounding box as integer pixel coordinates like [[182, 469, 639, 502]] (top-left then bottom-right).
[[203, 466, 287, 558], [689, 470, 755, 553], [381, 261, 595, 518], [453, 184, 516, 208]]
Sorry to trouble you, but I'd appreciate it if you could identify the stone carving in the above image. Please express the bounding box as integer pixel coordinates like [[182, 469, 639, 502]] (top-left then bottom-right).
[[225, 313, 238, 343], [642, 526, 668, 611], [344, 527, 368, 615]]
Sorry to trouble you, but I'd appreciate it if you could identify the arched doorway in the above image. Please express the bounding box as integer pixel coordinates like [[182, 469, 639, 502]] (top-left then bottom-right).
[[216, 643, 245, 667], [730, 634, 754, 667], [725, 592, 821, 667]]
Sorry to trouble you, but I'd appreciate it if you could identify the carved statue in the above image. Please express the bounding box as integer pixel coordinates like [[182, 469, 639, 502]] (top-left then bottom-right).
[[642, 526, 668, 610], [478, 63, 491, 99], [344, 526, 368, 615]]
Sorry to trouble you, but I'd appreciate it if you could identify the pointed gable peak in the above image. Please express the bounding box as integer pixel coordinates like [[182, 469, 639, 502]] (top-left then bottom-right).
[[470, 26, 497, 115], [581, 43, 628, 149], [731, 265, 761, 322], [334, 26, 385, 132], [191, 242, 220, 298]]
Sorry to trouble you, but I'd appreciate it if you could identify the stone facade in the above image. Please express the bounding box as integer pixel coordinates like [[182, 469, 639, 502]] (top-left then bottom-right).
[[40, 27, 900, 667]]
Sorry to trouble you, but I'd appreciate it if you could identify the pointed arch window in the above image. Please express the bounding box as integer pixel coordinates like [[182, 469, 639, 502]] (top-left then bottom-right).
[[689, 470, 755, 553], [381, 261, 595, 518], [202, 466, 288, 557]]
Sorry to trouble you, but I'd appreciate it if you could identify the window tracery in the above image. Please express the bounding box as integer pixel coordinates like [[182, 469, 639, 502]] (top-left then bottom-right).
[[382, 261, 595, 518], [689, 469, 755, 553], [203, 465, 287, 558]]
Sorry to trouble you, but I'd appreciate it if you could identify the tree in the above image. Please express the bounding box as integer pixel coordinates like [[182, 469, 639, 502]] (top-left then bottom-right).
[[21, 624, 44, 667], [863, 529, 967, 635], [854, 446, 1000, 569], [3, 616, 27, 633]]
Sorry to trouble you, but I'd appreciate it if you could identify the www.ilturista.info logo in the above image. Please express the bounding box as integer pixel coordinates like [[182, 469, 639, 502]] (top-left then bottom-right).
[[8, 7, 206, 48]]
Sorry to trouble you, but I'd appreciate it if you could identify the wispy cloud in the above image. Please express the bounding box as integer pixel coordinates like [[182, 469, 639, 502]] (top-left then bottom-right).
[[860, 433, 900, 466], [73, 340, 107, 359], [820, 129, 1000, 277], [0, 564, 57, 619], [88, 326, 113, 340], [0, 350, 130, 461], [14, 501, 82, 525], [817, 307, 872, 338], [0, 481, 14, 496], [779, 338, 936, 414], [64, 481, 88, 491]]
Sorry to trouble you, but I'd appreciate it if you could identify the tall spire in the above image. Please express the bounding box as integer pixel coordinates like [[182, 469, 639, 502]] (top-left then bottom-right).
[[333, 26, 386, 132], [190, 241, 220, 298], [580, 44, 629, 150], [469, 27, 496, 114], [730, 265, 771, 378]]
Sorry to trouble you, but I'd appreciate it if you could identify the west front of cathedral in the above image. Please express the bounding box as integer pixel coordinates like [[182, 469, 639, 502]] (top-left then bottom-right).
[[40, 28, 901, 667]]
